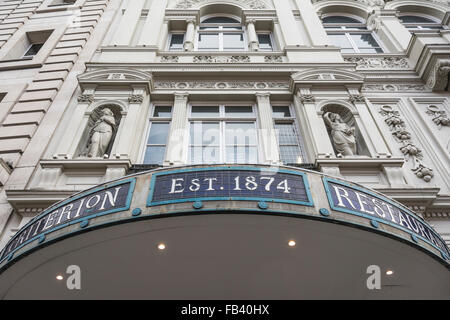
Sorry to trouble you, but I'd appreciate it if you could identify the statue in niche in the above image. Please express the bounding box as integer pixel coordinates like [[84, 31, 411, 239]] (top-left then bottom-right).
[[323, 112, 357, 156], [86, 108, 116, 158]]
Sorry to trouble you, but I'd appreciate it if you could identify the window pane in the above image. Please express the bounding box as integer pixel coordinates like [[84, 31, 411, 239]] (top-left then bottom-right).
[[153, 106, 172, 117], [225, 106, 253, 117], [225, 122, 257, 145], [399, 15, 435, 23], [192, 105, 220, 117], [279, 146, 302, 164], [190, 146, 220, 164], [147, 122, 170, 144], [24, 43, 43, 57], [272, 106, 291, 118], [143, 146, 166, 164], [350, 33, 381, 49], [274, 123, 303, 164], [198, 33, 219, 50], [275, 123, 298, 145], [328, 34, 353, 50], [223, 33, 244, 50], [169, 34, 184, 50], [190, 122, 220, 145], [258, 34, 273, 50], [323, 16, 362, 24], [202, 17, 239, 24], [226, 146, 257, 163]]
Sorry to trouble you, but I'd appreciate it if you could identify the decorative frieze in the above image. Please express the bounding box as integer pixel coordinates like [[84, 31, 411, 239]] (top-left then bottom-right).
[[426, 105, 450, 129], [154, 80, 289, 90], [297, 94, 315, 103], [379, 105, 434, 182], [193, 55, 250, 63], [128, 94, 144, 104], [174, 0, 268, 9], [348, 94, 365, 104], [77, 94, 94, 103], [345, 57, 410, 70], [362, 84, 428, 92], [161, 56, 179, 63], [264, 56, 283, 63]]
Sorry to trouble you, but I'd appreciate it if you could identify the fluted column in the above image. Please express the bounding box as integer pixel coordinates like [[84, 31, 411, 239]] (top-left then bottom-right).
[[183, 19, 196, 51], [165, 93, 189, 165], [246, 19, 259, 51], [256, 93, 280, 164]]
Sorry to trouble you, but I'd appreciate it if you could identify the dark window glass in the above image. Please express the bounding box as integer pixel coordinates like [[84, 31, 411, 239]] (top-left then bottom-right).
[[258, 34, 273, 50], [202, 17, 239, 24], [169, 34, 184, 50], [323, 16, 362, 24], [24, 43, 43, 57], [399, 15, 436, 23], [272, 106, 291, 118], [153, 106, 172, 117], [192, 106, 220, 117]]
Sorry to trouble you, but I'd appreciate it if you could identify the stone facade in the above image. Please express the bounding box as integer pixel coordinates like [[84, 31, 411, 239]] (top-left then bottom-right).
[[0, 0, 449, 251]]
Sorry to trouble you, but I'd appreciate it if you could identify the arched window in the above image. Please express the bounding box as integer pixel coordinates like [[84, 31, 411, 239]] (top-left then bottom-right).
[[323, 14, 383, 53], [196, 15, 245, 51], [398, 13, 444, 31]]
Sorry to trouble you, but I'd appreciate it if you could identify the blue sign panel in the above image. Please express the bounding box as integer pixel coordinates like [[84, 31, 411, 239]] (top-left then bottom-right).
[[147, 167, 313, 207], [323, 177, 450, 257], [0, 178, 135, 262]]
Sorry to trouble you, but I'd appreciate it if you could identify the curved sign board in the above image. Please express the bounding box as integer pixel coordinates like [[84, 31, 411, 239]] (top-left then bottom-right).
[[0, 165, 448, 272]]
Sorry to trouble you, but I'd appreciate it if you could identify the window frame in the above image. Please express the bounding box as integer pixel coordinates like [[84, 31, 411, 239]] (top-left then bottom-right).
[[398, 13, 445, 31], [256, 31, 275, 52], [187, 103, 260, 164], [167, 32, 186, 51], [323, 14, 385, 54], [271, 103, 307, 164], [194, 14, 248, 52], [141, 103, 173, 165]]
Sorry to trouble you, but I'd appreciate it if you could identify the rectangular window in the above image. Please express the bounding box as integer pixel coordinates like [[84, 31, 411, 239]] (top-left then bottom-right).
[[198, 33, 220, 50], [272, 105, 306, 164], [168, 33, 185, 51], [23, 43, 44, 58], [257, 33, 273, 51], [189, 105, 258, 164], [143, 106, 172, 165]]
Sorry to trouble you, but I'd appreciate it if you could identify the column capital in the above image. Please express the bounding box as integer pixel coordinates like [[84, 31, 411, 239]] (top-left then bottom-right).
[[186, 18, 196, 25], [255, 92, 270, 100], [246, 18, 256, 25], [174, 92, 189, 101]]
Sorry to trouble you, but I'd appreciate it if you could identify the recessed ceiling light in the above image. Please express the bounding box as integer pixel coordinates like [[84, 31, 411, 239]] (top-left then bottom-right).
[[386, 270, 394, 276], [158, 243, 166, 250], [56, 275, 64, 280], [288, 240, 296, 247]]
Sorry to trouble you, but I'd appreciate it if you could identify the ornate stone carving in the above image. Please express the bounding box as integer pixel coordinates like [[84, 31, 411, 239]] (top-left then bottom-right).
[[348, 94, 365, 104], [427, 59, 450, 91], [362, 84, 428, 92], [154, 80, 289, 90], [426, 105, 450, 129], [175, 0, 267, 9], [312, 0, 385, 6], [128, 94, 144, 103], [193, 55, 250, 63], [86, 108, 116, 158], [298, 94, 315, 103], [323, 112, 357, 156], [161, 56, 179, 63], [264, 55, 283, 63], [107, 73, 125, 80], [77, 94, 94, 103], [345, 57, 410, 69], [379, 105, 434, 182]]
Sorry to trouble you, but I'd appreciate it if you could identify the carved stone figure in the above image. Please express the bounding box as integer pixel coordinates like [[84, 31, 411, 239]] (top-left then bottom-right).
[[87, 108, 116, 158], [323, 112, 357, 156]]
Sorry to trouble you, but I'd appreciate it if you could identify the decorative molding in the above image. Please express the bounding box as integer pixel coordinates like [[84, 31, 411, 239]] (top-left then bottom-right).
[[362, 84, 429, 92], [193, 55, 250, 63], [264, 55, 283, 63], [298, 94, 315, 103], [426, 105, 450, 129], [77, 94, 95, 103], [160, 56, 179, 63], [154, 80, 289, 90], [107, 73, 126, 80], [345, 57, 410, 70], [128, 94, 144, 104], [427, 59, 450, 91], [348, 94, 365, 104], [174, 0, 268, 9], [379, 105, 434, 182]]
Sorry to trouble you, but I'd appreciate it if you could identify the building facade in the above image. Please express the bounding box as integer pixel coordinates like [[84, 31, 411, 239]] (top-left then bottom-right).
[[0, 0, 449, 299]]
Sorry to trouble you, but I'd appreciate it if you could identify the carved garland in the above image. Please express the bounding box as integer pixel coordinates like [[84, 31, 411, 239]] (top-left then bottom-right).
[[426, 105, 450, 129], [175, 0, 268, 9], [379, 105, 434, 182], [345, 57, 410, 70]]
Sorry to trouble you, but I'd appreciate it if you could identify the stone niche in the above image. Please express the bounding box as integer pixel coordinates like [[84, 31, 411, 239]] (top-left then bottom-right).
[[75, 105, 123, 159], [322, 104, 370, 157]]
